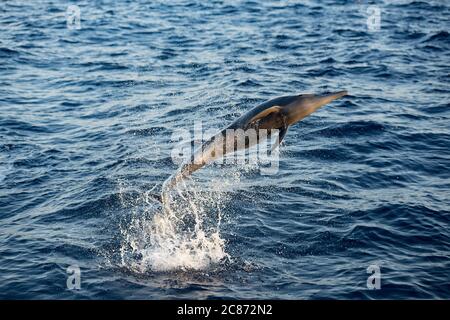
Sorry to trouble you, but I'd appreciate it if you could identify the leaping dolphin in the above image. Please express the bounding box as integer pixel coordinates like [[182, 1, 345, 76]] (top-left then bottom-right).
[[162, 90, 348, 194]]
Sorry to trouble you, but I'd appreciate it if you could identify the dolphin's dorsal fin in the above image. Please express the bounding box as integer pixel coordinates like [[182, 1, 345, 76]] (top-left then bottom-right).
[[248, 106, 281, 125]]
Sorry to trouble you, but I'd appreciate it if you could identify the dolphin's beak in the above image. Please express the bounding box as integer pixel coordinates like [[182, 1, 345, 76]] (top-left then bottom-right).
[[315, 90, 348, 106], [285, 90, 348, 125]]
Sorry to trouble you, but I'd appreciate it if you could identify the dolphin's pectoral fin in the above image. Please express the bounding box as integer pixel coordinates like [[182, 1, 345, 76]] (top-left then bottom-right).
[[271, 126, 288, 151], [278, 126, 288, 145], [270, 113, 288, 151], [248, 106, 282, 125]]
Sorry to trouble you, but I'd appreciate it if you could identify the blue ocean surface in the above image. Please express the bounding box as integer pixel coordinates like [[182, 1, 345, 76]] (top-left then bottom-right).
[[0, 0, 449, 299]]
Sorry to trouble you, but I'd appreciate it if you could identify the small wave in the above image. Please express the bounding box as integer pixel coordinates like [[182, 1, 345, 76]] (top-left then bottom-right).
[[0, 119, 54, 134], [237, 79, 262, 87], [310, 120, 385, 138], [389, 1, 446, 11], [0, 47, 20, 58], [425, 103, 449, 114], [422, 31, 450, 44]]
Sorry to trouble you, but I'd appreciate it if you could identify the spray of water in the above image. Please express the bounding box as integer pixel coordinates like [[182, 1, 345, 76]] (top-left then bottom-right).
[[119, 168, 247, 272]]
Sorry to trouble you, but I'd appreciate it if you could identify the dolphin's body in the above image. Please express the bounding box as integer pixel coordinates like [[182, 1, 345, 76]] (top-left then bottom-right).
[[162, 91, 348, 194]]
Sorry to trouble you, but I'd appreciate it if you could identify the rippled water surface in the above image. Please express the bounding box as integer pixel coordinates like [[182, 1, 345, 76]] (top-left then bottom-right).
[[1, 0, 449, 299]]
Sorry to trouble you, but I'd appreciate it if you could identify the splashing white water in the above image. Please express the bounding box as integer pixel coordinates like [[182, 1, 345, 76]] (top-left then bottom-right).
[[118, 170, 248, 272]]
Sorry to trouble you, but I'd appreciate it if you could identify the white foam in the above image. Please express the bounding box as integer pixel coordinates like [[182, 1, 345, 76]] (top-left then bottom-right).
[[119, 175, 232, 272]]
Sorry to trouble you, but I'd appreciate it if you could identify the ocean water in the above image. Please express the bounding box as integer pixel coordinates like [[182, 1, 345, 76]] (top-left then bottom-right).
[[0, 0, 449, 299]]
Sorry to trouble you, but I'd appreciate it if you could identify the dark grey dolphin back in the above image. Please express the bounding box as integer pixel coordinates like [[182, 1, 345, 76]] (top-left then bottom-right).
[[227, 95, 298, 129]]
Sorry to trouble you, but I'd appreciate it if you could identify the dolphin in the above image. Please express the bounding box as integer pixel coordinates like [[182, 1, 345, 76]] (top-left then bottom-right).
[[162, 90, 348, 194]]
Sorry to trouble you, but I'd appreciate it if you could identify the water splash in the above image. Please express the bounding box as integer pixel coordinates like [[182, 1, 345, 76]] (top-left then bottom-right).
[[118, 172, 238, 272]]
